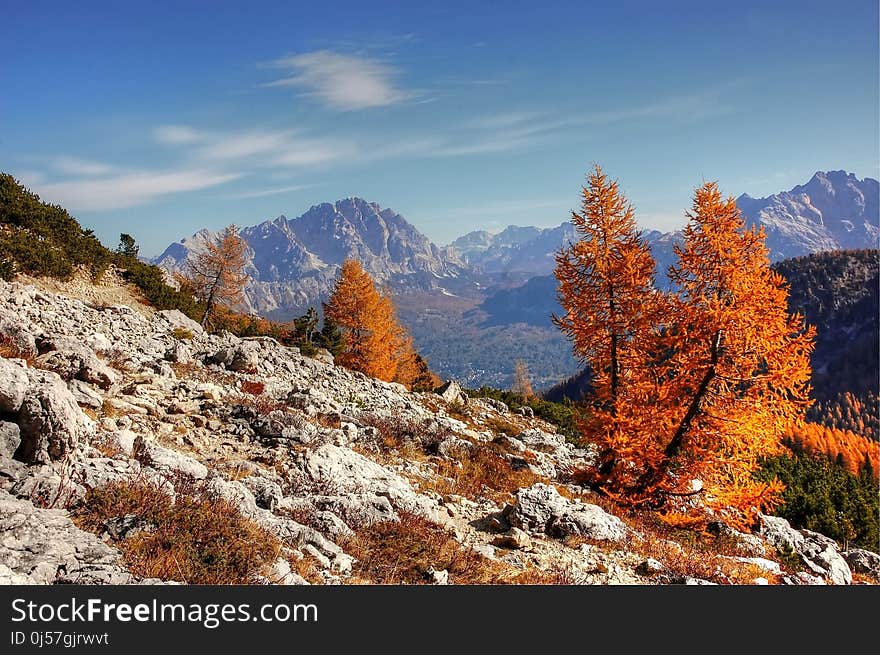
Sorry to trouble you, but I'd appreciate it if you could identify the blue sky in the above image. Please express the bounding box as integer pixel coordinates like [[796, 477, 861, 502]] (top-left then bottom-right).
[[2, 0, 878, 256]]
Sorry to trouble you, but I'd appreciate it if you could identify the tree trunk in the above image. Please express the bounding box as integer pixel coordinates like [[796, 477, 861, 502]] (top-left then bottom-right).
[[200, 274, 222, 327], [664, 329, 722, 458]]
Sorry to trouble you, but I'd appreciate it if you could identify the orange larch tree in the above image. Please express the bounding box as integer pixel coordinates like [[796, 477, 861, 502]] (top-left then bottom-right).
[[647, 182, 816, 527], [323, 259, 425, 388], [553, 172, 816, 529], [177, 225, 249, 328], [553, 165, 668, 484]]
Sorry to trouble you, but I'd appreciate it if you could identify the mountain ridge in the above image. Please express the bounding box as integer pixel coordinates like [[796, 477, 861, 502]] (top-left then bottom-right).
[[155, 171, 879, 317]]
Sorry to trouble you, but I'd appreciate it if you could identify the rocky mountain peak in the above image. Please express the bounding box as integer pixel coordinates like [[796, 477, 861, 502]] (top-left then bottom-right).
[[154, 198, 464, 317]]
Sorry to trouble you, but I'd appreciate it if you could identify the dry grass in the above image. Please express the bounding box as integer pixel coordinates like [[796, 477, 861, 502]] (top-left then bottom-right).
[[232, 392, 288, 417], [172, 327, 194, 340], [430, 444, 544, 503], [288, 553, 324, 585], [508, 566, 580, 585], [343, 512, 584, 585], [483, 416, 522, 438], [630, 533, 779, 584], [312, 412, 342, 430], [560, 503, 781, 584], [240, 380, 265, 396], [99, 399, 124, 418], [74, 478, 281, 584], [356, 413, 452, 463], [341, 512, 513, 584]]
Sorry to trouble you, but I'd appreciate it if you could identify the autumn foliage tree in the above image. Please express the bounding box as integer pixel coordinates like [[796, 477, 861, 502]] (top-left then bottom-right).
[[553, 165, 667, 482], [555, 169, 816, 528], [653, 183, 815, 526], [323, 259, 426, 389], [177, 225, 249, 328]]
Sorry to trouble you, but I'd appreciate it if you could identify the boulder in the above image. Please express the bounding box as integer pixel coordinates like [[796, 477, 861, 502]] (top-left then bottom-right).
[[165, 342, 193, 364], [156, 309, 203, 336], [503, 483, 570, 532], [492, 527, 532, 550], [843, 548, 880, 580], [242, 475, 284, 511], [434, 380, 468, 406], [547, 503, 629, 542], [16, 370, 94, 465], [291, 494, 399, 529], [0, 357, 29, 414], [0, 488, 134, 584], [514, 428, 568, 454], [636, 558, 665, 577], [0, 308, 38, 360], [290, 444, 438, 519], [425, 567, 449, 585], [210, 341, 261, 372], [759, 514, 852, 585], [35, 336, 119, 389], [731, 556, 782, 575], [503, 483, 628, 542], [133, 436, 208, 480], [482, 398, 509, 414], [263, 558, 309, 585], [0, 421, 21, 459], [68, 379, 103, 408]]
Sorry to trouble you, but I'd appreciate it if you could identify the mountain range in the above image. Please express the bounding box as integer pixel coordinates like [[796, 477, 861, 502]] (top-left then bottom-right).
[[155, 198, 466, 317], [155, 171, 879, 386]]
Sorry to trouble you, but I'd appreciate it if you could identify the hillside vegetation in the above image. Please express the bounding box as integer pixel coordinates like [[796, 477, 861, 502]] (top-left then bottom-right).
[[0, 173, 202, 316]]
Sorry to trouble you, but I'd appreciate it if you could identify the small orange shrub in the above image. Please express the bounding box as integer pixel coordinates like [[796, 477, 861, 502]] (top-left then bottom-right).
[[74, 479, 280, 584], [240, 380, 265, 396]]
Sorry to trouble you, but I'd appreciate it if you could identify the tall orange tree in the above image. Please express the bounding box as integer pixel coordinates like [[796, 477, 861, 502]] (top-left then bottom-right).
[[323, 259, 423, 388], [177, 225, 249, 328], [553, 165, 667, 483], [645, 182, 815, 525], [554, 172, 815, 528]]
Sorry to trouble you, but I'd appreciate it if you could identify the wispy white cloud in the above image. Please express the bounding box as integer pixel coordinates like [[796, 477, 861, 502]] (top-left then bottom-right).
[[35, 169, 241, 211], [224, 183, 317, 200], [11, 169, 47, 188], [263, 50, 409, 110], [465, 111, 548, 130], [154, 125, 204, 145], [196, 129, 294, 160], [424, 85, 738, 159], [51, 156, 117, 177], [154, 124, 352, 169]]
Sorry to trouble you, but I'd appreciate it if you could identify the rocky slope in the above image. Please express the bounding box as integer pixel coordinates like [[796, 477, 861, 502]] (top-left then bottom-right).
[[1, 277, 876, 585]]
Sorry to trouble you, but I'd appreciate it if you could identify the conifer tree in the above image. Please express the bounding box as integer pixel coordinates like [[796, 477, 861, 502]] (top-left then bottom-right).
[[316, 310, 344, 357], [177, 225, 249, 328], [553, 165, 666, 482], [553, 171, 816, 528], [323, 259, 422, 387], [648, 182, 815, 526], [116, 233, 139, 260]]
